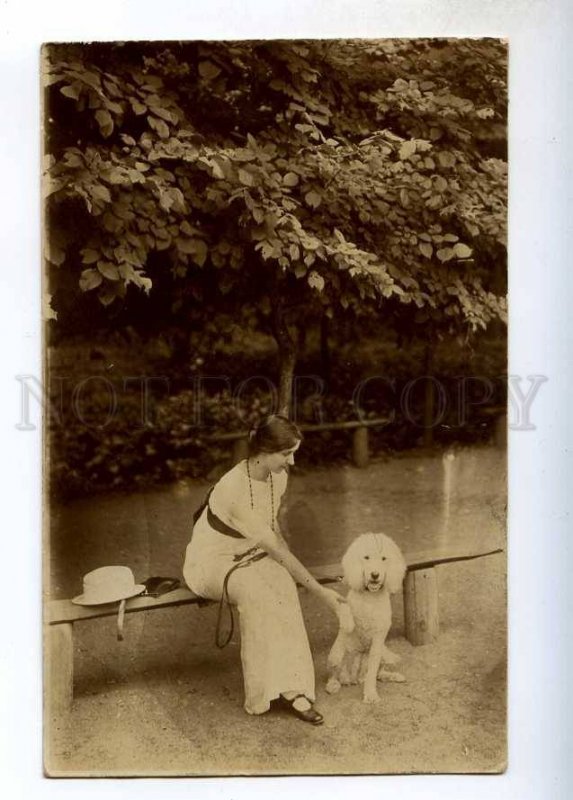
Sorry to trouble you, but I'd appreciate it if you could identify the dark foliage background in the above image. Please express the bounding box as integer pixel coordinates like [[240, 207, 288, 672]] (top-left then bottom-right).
[[43, 39, 507, 500]]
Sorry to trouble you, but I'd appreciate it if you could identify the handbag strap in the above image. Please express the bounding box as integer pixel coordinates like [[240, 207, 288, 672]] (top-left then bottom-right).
[[215, 549, 268, 648]]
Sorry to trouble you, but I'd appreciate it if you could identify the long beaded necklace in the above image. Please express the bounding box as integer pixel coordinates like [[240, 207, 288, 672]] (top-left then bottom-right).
[[246, 458, 276, 533]]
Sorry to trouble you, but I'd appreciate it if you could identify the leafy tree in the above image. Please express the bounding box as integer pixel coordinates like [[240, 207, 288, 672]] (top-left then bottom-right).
[[44, 38, 507, 414]]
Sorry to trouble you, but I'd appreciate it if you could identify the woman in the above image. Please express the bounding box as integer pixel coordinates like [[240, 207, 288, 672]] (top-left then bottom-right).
[[183, 414, 347, 725]]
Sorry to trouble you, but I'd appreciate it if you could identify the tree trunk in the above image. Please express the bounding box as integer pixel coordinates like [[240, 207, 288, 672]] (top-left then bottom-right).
[[272, 298, 298, 417]]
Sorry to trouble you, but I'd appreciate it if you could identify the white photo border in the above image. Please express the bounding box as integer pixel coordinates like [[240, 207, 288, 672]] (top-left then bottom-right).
[[1, 1, 571, 798]]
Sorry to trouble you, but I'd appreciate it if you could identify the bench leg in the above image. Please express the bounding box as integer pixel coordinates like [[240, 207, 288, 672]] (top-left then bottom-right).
[[46, 622, 74, 718], [404, 567, 439, 645]]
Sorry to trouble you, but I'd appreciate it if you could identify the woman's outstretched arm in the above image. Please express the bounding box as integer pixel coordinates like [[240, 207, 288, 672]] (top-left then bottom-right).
[[227, 507, 347, 615]]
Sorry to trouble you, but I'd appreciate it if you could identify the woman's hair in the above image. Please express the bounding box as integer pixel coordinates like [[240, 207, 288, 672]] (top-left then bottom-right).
[[248, 414, 303, 456]]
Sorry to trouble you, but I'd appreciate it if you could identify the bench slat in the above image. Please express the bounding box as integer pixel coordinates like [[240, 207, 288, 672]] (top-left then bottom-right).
[[47, 587, 204, 625], [47, 545, 503, 626], [405, 544, 503, 572]]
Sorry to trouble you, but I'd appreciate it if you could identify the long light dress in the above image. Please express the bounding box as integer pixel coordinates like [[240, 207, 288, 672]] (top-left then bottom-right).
[[183, 460, 315, 715]]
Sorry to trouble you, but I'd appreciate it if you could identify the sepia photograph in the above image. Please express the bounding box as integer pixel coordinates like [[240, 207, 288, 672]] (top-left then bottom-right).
[[42, 37, 508, 776]]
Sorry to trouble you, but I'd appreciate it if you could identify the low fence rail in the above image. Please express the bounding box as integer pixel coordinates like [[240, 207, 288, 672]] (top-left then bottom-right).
[[206, 417, 392, 468], [205, 406, 507, 468]]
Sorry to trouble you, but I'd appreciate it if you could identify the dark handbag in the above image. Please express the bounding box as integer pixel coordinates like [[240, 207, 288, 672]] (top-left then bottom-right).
[[142, 576, 181, 597]]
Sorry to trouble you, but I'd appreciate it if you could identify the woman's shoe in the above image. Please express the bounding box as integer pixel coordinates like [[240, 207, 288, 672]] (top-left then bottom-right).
[[277, 694, 324, 725]]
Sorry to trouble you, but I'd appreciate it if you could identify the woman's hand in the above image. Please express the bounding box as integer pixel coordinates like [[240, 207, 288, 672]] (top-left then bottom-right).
[[320, 587, 355, 632], [320, 586, 346, 610]]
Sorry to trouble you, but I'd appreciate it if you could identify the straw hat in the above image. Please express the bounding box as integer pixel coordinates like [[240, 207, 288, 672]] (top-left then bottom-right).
[[72, 566, 145, 606]]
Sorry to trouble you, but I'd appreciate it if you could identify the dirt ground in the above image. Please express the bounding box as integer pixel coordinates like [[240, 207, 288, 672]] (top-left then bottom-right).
[[45, 550, 506, 776]]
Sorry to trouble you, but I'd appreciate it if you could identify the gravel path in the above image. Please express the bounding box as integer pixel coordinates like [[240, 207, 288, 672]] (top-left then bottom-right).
[[46, 551, 506, 776]]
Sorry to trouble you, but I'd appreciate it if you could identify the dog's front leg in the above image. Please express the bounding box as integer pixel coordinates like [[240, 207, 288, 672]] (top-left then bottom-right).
[[362, 635, 385, 704], [345, 650, 362, 685]]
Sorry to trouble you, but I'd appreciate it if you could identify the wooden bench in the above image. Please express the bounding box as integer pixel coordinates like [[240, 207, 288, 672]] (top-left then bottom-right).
[[46, 544, 502, 717]]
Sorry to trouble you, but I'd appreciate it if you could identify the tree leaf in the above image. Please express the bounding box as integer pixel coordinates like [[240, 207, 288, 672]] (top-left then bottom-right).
[[130, 98, 147, 115], [419, 242, 433, 259], [198, 61, 222, 81], [453, 243, 473, 259], [436, 247, 455, 263], [45, 238, 66, 266], [252, 206, 265, 224], [443, 233, 459, 242], [211, 160, 225, 179], [434, 175, 448, 193], [97, 261, 120, 280], [95, 109, 114, 138], [289, 243, 300, 261], [148, 102, 177, 124], [238, 168, 255, 187], [191, 240, 208, 267], [180, 220, 200, 236], [283, 172, 299, 187], [305, 190, 322, 209], [43, 293, 58, 321], [148, 115, 170, 139], [99, 289, 117, 306], [102, 166, 128, 185], [79, 268, 103, 291], [60, 83, 81, 101], [178, 238, 208, 266], [438, 151, 456, 168], [79, 70, 102, 92], [399, 140, 416, 160], [307, 271, 325, 292], [260, 241, 275, 260], [81, 248, 99, 264], [140, 276, 152, 294], [90, 184, 111, 203]]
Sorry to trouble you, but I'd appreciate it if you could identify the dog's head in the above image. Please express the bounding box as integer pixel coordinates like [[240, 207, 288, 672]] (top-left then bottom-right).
[[341, 533, 407, 594]]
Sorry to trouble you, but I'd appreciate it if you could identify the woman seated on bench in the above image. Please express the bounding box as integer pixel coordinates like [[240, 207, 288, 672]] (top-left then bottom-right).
[[183, 414, 347, 725]]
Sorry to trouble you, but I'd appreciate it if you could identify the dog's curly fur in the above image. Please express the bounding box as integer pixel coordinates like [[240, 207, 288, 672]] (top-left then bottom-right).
[[326, 533, 407, 704]]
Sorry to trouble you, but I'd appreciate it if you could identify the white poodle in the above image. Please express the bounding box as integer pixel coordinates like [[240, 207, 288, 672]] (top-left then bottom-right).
[[326, 533, 407, 704]]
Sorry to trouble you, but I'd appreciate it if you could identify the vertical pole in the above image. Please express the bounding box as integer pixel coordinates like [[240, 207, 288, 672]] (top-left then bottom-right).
[[352, 426, 369, 468], [404, 568, 439, 645]]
